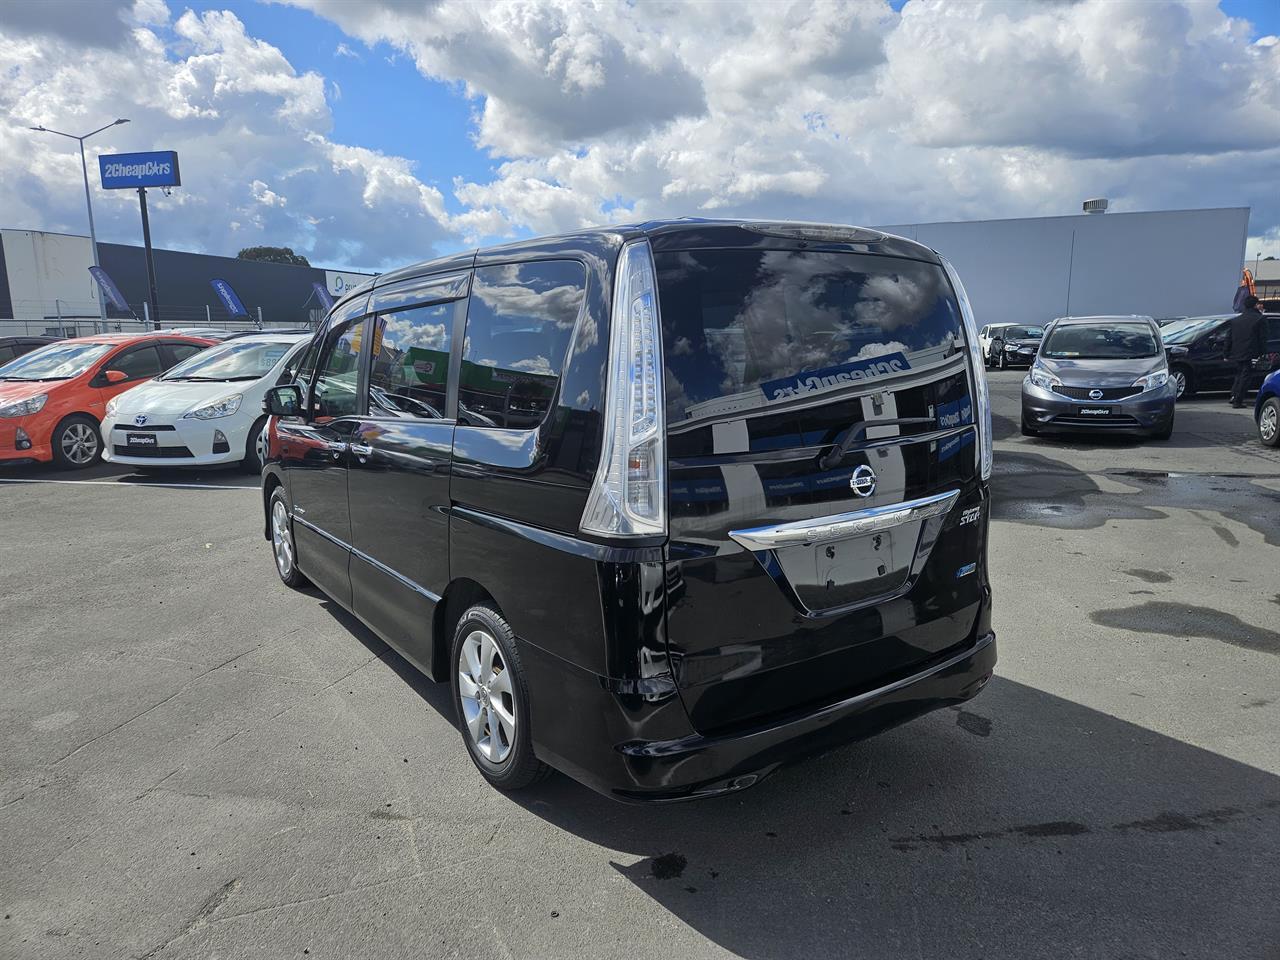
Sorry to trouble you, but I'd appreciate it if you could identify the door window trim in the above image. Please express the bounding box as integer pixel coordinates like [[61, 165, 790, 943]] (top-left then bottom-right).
[[360, 271, 473, 424]]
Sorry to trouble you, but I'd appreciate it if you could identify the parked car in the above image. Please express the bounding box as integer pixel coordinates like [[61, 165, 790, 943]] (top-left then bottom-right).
[[102, 333, 310, 472], [0, 336, 58, 366], [0, 333, 214, 468], [1255, 368, 1280, 447], [986, 323, 1044, 369], [977, 323, 1013, 363], [1163, 313, 1280, 400], [260, 219, 996, 801], [1021, 315, 1174, 440]]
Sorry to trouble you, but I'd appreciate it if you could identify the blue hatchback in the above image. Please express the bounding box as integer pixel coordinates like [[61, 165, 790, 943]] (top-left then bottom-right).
[[1256, 368, 1280, 447]]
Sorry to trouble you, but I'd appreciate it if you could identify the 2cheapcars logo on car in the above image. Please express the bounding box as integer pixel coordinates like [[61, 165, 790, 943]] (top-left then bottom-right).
[[761, 352, 911, 401], [102, 160, 173, 179]]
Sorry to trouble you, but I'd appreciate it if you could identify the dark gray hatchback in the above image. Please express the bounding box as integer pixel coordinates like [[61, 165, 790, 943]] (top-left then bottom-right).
[[261, 219, 997, 801]]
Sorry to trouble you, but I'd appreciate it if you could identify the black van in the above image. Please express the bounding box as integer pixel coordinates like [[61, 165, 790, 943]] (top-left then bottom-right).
[[261, 220, 996, 801]]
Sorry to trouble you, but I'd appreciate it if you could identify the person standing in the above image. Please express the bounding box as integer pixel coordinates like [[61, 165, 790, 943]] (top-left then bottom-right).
[[1225, 295, 1266, 408]]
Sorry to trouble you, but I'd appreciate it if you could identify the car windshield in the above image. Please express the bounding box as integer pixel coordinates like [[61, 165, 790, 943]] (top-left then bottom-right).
[[162, 340, 294, 381], [0, 341, 113, 381], [1040, 323, 1160, 360], [1002, 326, 1043, 339], [1161, 317, 1228, 345]]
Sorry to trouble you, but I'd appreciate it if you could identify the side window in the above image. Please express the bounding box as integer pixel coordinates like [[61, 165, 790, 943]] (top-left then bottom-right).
[[111, 345, 163, 381], [313, 319, 365, 421], [164, 342, 204, 367], [0, 346, 13, 365], [460, 261, 587, 429], [279, 342, 309, 385], [1266, 317, 1280, 349], [368, 303, 453, 419]]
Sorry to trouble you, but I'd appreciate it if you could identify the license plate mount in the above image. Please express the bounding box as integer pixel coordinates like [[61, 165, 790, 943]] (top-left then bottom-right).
[[126, 433, 158, 446], [1076, 406, 1112, 417]]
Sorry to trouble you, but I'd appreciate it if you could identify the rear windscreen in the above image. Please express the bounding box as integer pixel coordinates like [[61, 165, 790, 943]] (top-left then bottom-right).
[[655, 250, 965, 424]]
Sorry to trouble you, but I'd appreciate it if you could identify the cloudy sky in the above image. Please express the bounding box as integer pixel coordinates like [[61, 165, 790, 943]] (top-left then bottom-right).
[[1, 0, 1277, 273]]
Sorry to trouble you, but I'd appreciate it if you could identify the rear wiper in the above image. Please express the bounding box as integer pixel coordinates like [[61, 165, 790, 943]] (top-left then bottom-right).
[[819, 416, 938, 471]]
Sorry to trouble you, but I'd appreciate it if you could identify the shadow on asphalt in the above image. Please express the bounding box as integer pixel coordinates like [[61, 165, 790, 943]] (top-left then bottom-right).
[[308, 582, 1280, 958], [0, 460, 257, 488]]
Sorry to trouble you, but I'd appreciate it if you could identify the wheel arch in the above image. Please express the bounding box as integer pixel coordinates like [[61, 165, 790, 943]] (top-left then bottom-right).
[[432, 578, 500, 682], [262, 467, 285, 540]]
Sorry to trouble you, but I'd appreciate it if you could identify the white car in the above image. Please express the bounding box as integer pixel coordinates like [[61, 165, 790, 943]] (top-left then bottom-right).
[[102, 333, 311, 471]]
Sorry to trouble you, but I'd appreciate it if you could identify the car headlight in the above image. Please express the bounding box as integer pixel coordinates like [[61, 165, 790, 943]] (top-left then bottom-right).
[[105, 395, 121, 417], [0, 394, 48, 418], [1134, 371, 1169, 392], [1004, 344, 1018, 352], [182, 394, 242, 420], [1028, 366, 1060, 390]]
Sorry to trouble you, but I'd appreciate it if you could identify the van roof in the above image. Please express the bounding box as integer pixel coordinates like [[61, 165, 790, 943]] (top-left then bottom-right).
[[352, 219, 943, 311]]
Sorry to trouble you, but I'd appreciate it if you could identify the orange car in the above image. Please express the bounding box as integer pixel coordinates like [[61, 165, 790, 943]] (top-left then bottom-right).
[[0, 333, 215, 469]]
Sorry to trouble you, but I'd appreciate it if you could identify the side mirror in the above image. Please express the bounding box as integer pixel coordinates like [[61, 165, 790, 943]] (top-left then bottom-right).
[[104, 370, 129, 384], [264, 384, 303, 417]]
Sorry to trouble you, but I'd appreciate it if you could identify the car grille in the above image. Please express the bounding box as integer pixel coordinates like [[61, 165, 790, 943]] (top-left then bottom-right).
[[1051, 385, 1141, 401], [1049, 414, 1141, 427], [113, 444, 194, 459]]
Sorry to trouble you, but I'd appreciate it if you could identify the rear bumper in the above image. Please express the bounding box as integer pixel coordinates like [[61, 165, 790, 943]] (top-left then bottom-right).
[[1022, 381, 1175, 434], [525, 627, 996, 803]]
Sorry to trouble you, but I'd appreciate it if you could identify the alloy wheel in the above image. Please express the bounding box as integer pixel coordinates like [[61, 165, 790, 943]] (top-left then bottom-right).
[[1262, 405, 1278, 443], [457, 629, 516, 764], [271, 499, 294, 577], [1172, 370, 1186, 399], [61, 422, 98, 465]]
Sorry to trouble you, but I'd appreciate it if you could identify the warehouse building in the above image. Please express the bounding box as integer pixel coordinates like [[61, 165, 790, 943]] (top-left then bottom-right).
[[876, 205, 1250, 328], [0, 228, 372, 335]]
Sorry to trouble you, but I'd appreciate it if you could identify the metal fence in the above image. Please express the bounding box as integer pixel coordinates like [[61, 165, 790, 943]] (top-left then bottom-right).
[[2, 298, 325, 337]]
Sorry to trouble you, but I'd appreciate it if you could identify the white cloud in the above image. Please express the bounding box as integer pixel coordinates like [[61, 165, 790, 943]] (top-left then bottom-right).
[[0, 6, 458, 271], [3, 0, 1277, 277], [292, 0, 1280, 248]]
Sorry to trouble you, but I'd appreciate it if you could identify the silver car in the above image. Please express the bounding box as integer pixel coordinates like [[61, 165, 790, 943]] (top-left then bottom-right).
[[1020, 315, 1175, 440]]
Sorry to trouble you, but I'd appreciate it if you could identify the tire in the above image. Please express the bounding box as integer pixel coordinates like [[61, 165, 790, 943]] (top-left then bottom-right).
[[51, 415, 102, 470], [1259, 397, 1280, 447], [451, 604, 551, 792], [268, 486, 309, 588], [1170, 365, 1194, 401], [242, 416, 268, 473]]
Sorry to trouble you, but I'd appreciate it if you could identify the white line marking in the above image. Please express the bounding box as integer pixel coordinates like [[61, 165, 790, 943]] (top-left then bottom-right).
[[0, 477, 257, 491]]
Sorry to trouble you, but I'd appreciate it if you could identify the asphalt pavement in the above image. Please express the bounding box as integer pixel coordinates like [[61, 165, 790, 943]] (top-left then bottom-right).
[[1, 370, 1277, 960]]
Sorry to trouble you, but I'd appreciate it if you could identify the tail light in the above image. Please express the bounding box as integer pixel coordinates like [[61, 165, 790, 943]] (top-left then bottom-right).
[[581, 239, 667, 538], [941, 258, 993, 481]]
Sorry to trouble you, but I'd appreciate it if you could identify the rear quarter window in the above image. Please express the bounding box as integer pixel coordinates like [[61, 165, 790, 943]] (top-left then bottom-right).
[[460, 260, 587, 429], [656, 249, 965, 424]]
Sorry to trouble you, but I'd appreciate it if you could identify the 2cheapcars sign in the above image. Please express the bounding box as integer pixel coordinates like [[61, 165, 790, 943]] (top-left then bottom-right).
[[98, 151, 181, 190]]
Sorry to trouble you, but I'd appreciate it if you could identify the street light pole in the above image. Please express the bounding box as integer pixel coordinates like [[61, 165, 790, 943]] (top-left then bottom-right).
[[29, 119, 130, 332]]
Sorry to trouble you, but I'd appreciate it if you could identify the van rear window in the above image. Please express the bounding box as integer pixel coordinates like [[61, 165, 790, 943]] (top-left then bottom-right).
[[655, 250, 965, 423]]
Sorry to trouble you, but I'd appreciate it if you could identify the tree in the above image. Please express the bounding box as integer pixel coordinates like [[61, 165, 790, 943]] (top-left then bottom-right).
[[237, 246, 310, 267]]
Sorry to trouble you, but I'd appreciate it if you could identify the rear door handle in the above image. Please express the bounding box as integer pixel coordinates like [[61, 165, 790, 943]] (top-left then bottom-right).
[[350, 443, 373, 462]]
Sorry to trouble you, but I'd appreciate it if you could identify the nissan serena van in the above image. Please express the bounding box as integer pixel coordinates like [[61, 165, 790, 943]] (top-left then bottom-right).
[[260, 220, 996, 801]]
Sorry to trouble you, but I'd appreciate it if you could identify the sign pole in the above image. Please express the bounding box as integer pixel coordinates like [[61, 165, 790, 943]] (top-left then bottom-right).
[[137, 186, 161, 328]]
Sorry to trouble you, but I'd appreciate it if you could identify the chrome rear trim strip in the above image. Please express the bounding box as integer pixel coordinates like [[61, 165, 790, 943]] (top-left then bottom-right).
[[727, 488, 961, 551]]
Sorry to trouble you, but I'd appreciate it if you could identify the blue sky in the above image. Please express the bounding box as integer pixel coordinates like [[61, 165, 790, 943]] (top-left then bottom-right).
[[2, 0, 1278, 270]]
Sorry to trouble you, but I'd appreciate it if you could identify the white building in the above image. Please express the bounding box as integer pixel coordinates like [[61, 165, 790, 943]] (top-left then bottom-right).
[[876, 207, 1249, 327]]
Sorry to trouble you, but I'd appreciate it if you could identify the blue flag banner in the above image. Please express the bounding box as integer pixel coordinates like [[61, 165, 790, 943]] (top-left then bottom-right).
[[312, 282, 335, 311], [88, 266, 131, 312], [210, 278, 249, 318]]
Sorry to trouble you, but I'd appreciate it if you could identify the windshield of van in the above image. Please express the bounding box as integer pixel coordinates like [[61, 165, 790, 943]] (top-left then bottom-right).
[[1040, 322, 1160, 360], [161, 339, 295, 381], [0, 341, 113, 381], [1160, 316, 1227, 345], [656, 250, 964, 423]]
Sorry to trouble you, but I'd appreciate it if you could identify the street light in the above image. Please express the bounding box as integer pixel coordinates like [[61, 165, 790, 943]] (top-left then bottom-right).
[[29, 118, 130, 330]]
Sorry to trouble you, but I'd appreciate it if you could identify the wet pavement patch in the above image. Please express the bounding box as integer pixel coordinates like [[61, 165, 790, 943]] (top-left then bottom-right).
[[1124, 569, 1172, 584], [649, 853, 687, 880], [1089, 600, 1280, 655]]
